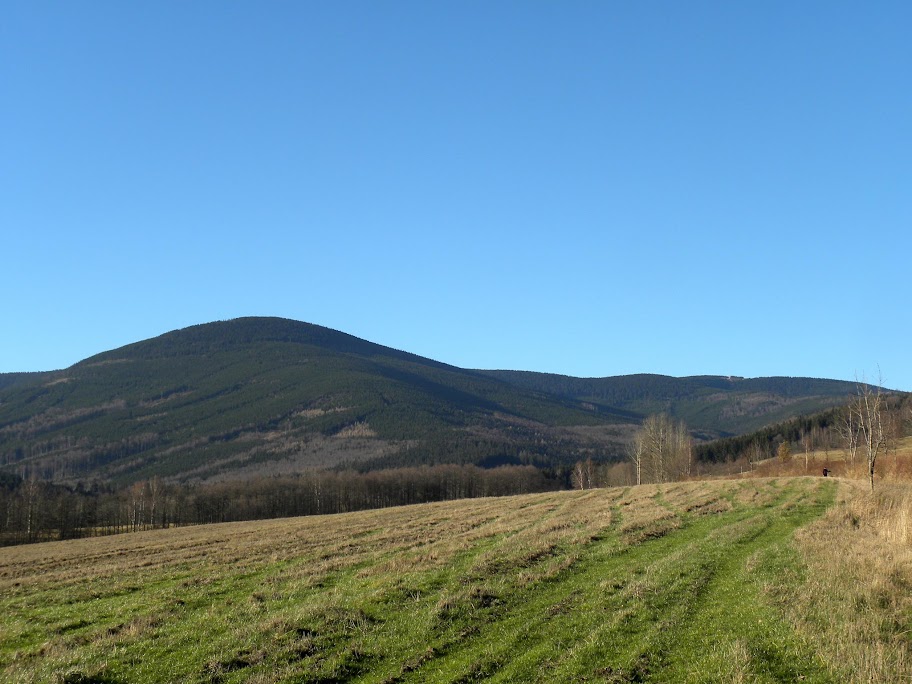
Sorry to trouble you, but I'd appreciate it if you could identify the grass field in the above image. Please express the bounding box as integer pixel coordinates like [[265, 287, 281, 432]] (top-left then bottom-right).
[[2, 477, 910, 683]]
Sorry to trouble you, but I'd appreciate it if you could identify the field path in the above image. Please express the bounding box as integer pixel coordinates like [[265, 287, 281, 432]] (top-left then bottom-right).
[[397, 478, 835, 683]]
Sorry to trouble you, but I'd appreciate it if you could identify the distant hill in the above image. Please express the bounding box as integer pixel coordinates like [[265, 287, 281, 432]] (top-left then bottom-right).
[[477, 371, 858, 437], [0, 318, 634, 485], [0, 317, 862, 486]]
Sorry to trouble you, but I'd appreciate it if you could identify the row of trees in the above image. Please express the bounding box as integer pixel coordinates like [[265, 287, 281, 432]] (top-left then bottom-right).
[[0, 464, 558, 546]]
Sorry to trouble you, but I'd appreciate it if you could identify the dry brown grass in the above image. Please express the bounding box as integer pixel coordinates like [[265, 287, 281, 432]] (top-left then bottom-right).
[[0, 488, 637, 607], [776, 477, 912, 683], [748, 436, 912, 485]]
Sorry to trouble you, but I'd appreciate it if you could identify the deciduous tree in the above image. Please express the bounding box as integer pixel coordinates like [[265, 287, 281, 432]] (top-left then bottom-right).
[[777, 441, 792, 462], [571, 458, 595, 490], [837, 405, 861, 464], [629, 414, 691, 484], [853, 374, 886, 492]]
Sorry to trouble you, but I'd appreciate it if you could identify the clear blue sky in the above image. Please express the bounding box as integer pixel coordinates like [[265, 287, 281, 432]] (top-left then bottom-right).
[[2, 2, 910, 390]]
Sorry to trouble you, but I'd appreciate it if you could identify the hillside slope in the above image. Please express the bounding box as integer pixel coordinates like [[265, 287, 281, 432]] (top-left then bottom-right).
[[0, 318, 632, 485], [479, 370, 857, 436], [0, 317, 865, 486]]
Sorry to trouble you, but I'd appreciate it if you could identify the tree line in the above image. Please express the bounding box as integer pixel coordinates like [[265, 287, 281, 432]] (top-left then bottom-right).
[[0, 464, 558, 546], [570, 383, 910, 491]]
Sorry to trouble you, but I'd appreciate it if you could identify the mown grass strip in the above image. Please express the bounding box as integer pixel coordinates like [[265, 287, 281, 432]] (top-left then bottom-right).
[[385, 479, 835, 683]]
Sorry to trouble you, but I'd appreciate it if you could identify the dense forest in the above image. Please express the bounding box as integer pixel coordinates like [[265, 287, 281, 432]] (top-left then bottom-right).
[[481, 370, 860, 435], [0, 318, 632, 485]]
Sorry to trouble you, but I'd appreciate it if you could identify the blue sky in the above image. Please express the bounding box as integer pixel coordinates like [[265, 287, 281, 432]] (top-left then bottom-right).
[[2, 2, 910, 389]]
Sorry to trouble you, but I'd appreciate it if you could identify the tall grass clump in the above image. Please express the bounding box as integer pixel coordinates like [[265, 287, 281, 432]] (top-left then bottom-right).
[[777, 479, 912, 683]]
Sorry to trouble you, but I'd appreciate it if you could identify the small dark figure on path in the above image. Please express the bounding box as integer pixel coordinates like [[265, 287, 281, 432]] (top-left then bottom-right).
[[822, 468, 830, 477]]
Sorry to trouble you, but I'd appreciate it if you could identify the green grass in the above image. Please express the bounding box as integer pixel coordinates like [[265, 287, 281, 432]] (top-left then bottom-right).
[[1, 478, 839, 683]]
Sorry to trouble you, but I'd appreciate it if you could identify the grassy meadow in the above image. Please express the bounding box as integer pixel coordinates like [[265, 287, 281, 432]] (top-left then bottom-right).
[[2, 476, 911, 683]]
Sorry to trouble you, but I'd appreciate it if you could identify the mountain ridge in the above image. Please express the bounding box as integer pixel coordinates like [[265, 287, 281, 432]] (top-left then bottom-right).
[[0, 317, 865, 485], [477, 369, 860, 435]]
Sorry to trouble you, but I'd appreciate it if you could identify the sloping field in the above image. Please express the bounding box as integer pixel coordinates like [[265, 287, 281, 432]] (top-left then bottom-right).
[[1, 478, 907, 683]]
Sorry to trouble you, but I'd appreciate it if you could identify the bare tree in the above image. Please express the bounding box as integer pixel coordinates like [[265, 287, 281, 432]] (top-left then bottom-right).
[[629, 414, 691, 484], [675, 423, 693, 479], [749, 440, 764, 471], [853, 374, 886, 492], [147, 477, 163, 528], [128, 482, 146, 532], [23, 478, 42, 543], [837, 405, 861, 464], [629, 433, 646, 486], [571, 458, 595, 490], [801, 430, 813, 471]]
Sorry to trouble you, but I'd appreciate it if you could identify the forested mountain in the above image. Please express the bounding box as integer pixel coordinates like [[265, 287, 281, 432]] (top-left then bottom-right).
[[0, 318, 634, 485], [0, 372, 48, 392], [0, 317, 862, 487], [479, 370, 858, 436]]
